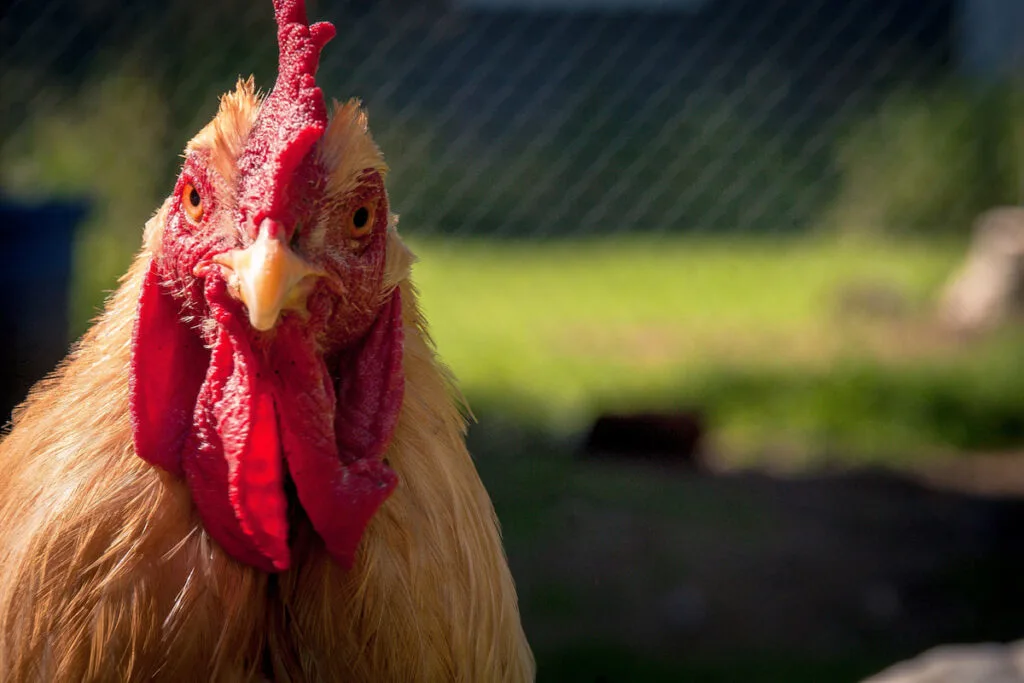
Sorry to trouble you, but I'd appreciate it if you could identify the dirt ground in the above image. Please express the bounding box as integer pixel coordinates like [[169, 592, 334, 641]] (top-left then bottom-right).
[[494, 448, 1024, 681]]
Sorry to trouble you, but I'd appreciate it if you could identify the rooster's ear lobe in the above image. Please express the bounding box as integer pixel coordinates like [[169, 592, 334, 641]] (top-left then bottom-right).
[[334, 286, 405, 466], [129, 260, 209, 476]]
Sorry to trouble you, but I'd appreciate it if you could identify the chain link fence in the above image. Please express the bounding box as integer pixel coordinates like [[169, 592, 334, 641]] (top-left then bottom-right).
[[2, 0, 962, 240]]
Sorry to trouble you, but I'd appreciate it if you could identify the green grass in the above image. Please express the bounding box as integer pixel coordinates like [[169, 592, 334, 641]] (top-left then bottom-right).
[[409, 234, 1014, 463]]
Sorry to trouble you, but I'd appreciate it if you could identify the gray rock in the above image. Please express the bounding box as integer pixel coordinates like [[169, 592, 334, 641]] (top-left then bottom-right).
[[864, 641, 1024, 683], [939, 207, 1024, 334]]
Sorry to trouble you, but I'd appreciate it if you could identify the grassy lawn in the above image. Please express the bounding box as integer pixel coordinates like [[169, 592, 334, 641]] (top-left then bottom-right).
[[408, 234, 1024, 465]]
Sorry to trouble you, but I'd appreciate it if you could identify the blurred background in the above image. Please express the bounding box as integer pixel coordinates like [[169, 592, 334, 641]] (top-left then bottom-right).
[[5, 0, 1024, 680]]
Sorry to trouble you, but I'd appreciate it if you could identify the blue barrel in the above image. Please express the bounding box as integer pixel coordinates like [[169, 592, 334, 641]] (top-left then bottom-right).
[[0, 197, 88, 422]]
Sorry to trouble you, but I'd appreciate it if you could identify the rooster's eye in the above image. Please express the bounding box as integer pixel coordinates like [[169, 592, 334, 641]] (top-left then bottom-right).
[[349, 203, 375, 238], [181, 183, 204, 223]]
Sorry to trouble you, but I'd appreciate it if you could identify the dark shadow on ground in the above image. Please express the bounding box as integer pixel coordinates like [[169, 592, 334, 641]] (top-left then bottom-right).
[[467, 416, 1024, 683]]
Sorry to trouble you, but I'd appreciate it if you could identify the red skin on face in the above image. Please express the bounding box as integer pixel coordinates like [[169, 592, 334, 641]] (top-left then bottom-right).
[[129, 0, 403, 573]]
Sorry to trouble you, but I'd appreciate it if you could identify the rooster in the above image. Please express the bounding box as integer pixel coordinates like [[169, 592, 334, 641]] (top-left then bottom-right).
[[0, 1, 534, 681]]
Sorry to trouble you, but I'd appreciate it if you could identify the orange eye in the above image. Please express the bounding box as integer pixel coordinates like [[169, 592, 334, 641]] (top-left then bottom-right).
[[181, 183, 204, 223], [349, 203, 375, 238]]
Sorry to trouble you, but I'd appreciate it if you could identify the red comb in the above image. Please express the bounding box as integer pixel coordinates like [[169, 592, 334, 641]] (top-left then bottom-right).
[[236, 0, 336, 234]]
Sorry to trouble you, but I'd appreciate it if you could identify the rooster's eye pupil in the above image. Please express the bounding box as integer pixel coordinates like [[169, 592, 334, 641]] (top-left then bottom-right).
[[189, 187, 201, 207], [353, 207, 369, 229]]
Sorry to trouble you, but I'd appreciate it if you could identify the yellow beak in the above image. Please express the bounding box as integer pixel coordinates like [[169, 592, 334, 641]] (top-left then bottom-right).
[[214, 219, 323, 331]]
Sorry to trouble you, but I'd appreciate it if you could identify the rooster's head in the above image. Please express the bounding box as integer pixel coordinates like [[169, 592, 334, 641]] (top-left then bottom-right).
[[128, 0, 408, 573]]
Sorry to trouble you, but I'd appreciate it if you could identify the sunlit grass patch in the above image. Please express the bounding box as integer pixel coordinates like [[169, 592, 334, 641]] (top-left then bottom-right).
[[409, 234, 1002, 462]]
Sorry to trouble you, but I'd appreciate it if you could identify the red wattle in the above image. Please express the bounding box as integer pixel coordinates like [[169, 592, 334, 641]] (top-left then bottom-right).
[[138, 285, 405, 571], [271, 318, 399, 569], [182, 325, 279, 572], [234, 386, 290, 568], [181, 281, 291, 573], [129, 260, 209, 477]]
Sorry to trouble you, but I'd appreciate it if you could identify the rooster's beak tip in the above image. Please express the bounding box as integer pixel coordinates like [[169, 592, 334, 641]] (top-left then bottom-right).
[[216, 219, 323, 331]]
